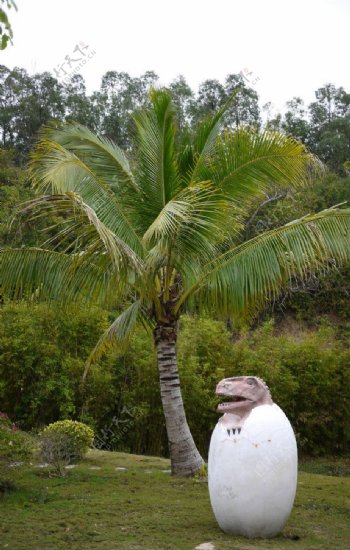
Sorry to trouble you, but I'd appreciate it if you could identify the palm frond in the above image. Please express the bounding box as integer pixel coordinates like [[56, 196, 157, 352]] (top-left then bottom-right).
[[190, 86, 243, 182], [83, 300, 154, 380], [29, 139, 144, 256], [133, 88, 180, 229], [170, 184, 240, 264], [0, 248, 118, 306], [22, 193, 143, 277], [142, 197, 189, 246], [32, 122, 138, 193], [142, 181, 242, 272], [176, 208, 350, 318], [197, 128, 323, 207]]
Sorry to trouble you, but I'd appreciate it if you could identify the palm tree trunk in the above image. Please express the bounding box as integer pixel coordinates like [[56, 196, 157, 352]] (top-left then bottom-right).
[[154, 320, 205, 476]]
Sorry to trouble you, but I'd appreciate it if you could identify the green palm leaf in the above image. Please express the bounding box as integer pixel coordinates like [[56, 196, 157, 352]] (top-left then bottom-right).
[[177, 208, 350, 317], [197, 128, 323, 207], [32, 122, 138, 192], [142, 182, 231, 249], [133, 89, 180, 230], [178, 86, 242, 184], [0, 248, 118, 306], [29, 138, 144, 257], [190, 87, 243, 181], [22, 193, 143, 277]]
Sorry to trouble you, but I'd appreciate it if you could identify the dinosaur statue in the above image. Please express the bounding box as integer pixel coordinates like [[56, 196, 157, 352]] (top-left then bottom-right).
[[216, 375, 273, 431], [208, 375, 298, 538]]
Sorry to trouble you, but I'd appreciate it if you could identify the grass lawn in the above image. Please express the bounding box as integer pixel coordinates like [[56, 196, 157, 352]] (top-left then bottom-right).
[[1, 451, 349, 550]]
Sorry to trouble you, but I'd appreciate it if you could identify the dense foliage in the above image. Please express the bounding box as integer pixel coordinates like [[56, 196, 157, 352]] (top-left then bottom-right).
[[0, 303, 116, 428], [0, 304, 348, 457]]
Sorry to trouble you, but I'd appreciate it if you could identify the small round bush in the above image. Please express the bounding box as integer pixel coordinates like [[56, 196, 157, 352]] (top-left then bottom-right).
[[41, 420, 94, 461]]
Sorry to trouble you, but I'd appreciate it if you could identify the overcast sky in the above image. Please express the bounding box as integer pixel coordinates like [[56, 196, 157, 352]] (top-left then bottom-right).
[[2, 0, 350, 114]]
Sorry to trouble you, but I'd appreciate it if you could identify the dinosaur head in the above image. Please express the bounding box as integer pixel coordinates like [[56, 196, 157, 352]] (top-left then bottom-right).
[[216, 376, 272, 416]]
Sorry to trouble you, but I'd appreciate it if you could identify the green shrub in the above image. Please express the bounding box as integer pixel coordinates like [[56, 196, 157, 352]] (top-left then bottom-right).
[[0, 412, 34, 462], [0, 303, 115, 430], [40, 420, 94, 462]]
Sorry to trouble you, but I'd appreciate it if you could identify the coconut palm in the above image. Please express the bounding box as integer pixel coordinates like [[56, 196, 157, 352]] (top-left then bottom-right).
[[1, 89, 349, 475]]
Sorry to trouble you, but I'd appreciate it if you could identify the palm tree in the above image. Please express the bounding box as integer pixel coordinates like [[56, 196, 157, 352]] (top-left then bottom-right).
[[1, 89, 349, 475]]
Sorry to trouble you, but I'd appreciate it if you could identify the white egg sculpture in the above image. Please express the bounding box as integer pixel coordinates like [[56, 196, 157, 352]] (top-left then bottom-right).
[[208, 376, 297, 538]]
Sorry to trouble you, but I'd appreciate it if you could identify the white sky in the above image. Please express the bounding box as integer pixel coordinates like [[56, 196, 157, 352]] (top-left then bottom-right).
[[2, 0, 350, 114]]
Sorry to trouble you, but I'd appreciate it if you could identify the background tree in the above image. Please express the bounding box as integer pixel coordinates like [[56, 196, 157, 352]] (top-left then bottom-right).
[[2, 62, 349, 176], [99, 70, 158, 150], [167, 75, 193, 134], [190, 74, 260, 128], [271, 84, 350, 174], [0, 66, 30, 150], [0, 67, 65, 161], [308, 84, 350, 173], [62, 75, 95, 128], [192, 78, 225, 119], [224, 73, 260, 128], [281, 97, 310, 144]]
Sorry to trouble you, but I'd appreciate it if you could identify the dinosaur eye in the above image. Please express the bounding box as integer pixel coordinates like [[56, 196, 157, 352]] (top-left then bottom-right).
[[246, 378, 255, 386]]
